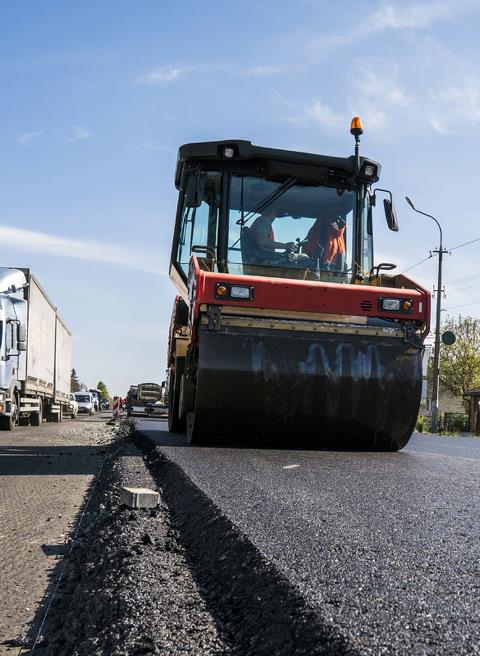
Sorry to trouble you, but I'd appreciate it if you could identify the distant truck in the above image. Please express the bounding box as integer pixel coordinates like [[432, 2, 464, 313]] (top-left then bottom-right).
[[139, 383, 163, 416], [127, 383, 163, 416], [138, 383, 162, 404], [0, 268, 71, 430]]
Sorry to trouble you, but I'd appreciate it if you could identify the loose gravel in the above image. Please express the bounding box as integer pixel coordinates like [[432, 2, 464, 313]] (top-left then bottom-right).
[[40, 433, 229, 655]]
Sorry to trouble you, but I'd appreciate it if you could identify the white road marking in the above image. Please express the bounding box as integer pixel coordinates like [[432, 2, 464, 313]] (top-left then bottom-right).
[[282, 464, 300, 470]]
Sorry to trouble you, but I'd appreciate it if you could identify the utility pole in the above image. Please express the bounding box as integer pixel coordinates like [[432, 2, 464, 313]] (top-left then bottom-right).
[[405, 197, 447, 433]]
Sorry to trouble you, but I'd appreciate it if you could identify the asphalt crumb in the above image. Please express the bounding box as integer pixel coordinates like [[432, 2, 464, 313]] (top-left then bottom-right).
[[40, 438, 229, 655]]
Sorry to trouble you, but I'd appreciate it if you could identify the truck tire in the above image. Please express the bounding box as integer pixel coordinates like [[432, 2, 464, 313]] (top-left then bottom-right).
[[0, 393, 19, 431], [31, 400, 43, 427]]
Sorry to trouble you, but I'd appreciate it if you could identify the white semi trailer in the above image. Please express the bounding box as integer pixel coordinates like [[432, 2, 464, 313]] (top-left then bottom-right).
[[0, 268, 71, 430]]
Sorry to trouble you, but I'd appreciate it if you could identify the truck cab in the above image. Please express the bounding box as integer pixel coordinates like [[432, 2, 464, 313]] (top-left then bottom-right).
[[0, 270, 27, 428]]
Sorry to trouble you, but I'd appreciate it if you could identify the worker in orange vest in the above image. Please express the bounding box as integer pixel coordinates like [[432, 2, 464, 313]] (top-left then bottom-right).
[[304, 215, 346, 270], [323, 216, 346, 269]]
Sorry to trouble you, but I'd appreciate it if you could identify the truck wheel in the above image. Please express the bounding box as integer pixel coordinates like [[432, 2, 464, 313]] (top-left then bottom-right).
[[31, 400, 43, 427], [0, 393, 19, 431]]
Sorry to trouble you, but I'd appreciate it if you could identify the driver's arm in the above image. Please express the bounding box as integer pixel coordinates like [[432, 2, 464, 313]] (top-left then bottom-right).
[[258, 238, 294, 250], [255, 223, 294, 250]]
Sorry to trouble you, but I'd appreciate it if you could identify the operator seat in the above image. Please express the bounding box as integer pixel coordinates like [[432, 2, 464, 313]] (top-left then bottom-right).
[[240, 227, 259, 265]]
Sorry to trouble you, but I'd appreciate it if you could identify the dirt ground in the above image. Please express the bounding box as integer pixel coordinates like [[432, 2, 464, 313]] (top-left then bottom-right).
[[0, 414, 116, 655]]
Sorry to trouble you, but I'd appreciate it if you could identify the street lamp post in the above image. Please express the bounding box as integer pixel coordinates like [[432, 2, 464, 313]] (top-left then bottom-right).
[[405, 197, 447, 433]]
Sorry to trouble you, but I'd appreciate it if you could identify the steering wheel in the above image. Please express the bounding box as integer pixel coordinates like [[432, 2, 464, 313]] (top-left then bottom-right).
[[293, 238, 308, 254]]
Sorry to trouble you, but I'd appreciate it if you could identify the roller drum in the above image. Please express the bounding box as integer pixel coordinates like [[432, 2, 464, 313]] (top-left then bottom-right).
[[187, 323, 422, 451]]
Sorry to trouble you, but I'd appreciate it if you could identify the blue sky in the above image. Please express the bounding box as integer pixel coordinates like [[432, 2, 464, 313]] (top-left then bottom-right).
[[2, 0, 480, 394]]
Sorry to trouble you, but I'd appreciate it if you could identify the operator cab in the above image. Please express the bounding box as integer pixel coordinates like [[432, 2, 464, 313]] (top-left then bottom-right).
[[170, 138, 393, 291]]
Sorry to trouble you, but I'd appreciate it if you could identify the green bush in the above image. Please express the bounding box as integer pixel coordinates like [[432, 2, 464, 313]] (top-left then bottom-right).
[[443, 413, 469, 434], [416, 415, 429, 433]]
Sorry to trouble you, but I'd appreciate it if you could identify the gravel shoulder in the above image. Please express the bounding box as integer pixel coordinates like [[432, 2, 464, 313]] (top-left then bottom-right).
[[41, 431, 230, 655], [0, 415, 116, 655]]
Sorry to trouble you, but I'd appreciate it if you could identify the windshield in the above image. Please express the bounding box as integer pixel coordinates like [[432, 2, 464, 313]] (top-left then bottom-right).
[[75, 395, 91, 403], [227, 175, 358, 282]]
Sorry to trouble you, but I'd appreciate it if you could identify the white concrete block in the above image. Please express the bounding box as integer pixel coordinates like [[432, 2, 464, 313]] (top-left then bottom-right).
[[120, 486, 160, 509]]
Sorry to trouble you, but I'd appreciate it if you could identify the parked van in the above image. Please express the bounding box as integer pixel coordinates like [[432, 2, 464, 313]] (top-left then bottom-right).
[[74, 391, 95, 415]]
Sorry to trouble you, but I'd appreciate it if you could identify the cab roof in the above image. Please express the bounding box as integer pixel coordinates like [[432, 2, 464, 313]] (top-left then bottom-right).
[[175, 139, 381, 188]]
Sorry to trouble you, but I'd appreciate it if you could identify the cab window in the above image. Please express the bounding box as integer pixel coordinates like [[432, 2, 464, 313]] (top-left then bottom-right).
[[176, 171, 221, 277]]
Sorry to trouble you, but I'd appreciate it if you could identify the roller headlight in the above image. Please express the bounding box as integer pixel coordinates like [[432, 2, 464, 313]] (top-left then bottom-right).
[[382, 298, 400, 311], [378, 297, 414, 313], [215, 282, 254, 301], [230, 286, 251, 299]]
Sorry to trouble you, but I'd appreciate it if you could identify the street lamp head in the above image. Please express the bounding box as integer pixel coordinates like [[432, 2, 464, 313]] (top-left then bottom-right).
[[405, 196, 415, 210]]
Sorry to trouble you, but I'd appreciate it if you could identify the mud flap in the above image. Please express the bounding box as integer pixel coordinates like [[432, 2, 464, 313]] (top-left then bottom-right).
[[188, 324, 422, 450]]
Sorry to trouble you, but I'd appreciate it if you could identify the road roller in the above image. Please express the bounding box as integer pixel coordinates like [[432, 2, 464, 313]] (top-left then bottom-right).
[[166, 119, 430, 450]]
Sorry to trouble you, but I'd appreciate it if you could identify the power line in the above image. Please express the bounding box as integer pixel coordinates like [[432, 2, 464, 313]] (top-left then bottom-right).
[[447, 236, 480, 252], [449, 282, 480, 294], [444, 273, 480, 287], [400, 253, 435, 275], [396, 231, 480, 278], [444, 299, 480, 311]]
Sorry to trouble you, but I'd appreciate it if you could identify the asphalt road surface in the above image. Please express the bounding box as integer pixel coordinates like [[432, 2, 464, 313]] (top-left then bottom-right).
[[136, 419, 480, 656]]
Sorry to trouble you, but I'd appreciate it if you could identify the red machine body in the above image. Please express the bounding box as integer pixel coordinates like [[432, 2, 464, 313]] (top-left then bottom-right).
[[187, 257, 430, 336]]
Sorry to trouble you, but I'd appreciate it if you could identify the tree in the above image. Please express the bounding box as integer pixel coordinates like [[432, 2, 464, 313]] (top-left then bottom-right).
[[439, 315, 480, 402], [71, 368, 81, 392], [97, 380, 111, 402]]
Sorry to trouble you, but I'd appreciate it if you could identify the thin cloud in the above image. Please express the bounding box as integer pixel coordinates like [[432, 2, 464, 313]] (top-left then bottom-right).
[[247, 65, 283, 77], [0, 225, 165, 275], [430, 115, 451, 135], [304, 99, 343, 127], [138, 66, 185, 84], [65, 126, 93, 143], [310, 1, 477, 51], [348, 62, 410, 131], [371, 0, 466, 31], [72, 126, 92, 140], [431, 77, 480, 133], [17, 130, 43, 145]]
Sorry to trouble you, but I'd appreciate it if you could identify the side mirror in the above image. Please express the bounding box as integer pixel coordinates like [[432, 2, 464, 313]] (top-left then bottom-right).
[[184, 171, 206, 208], [384, 199, 399, 232]]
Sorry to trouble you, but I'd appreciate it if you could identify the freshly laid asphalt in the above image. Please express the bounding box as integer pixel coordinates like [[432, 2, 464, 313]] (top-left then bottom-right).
[[136, 420, 480, 656]]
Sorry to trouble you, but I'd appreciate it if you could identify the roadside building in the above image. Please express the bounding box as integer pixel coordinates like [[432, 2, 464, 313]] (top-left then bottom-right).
[[464, 388, 480, 435]]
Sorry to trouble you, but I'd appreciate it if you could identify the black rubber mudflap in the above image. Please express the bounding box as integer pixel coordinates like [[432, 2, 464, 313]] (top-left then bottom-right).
[[188, 324, 422, 450]]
